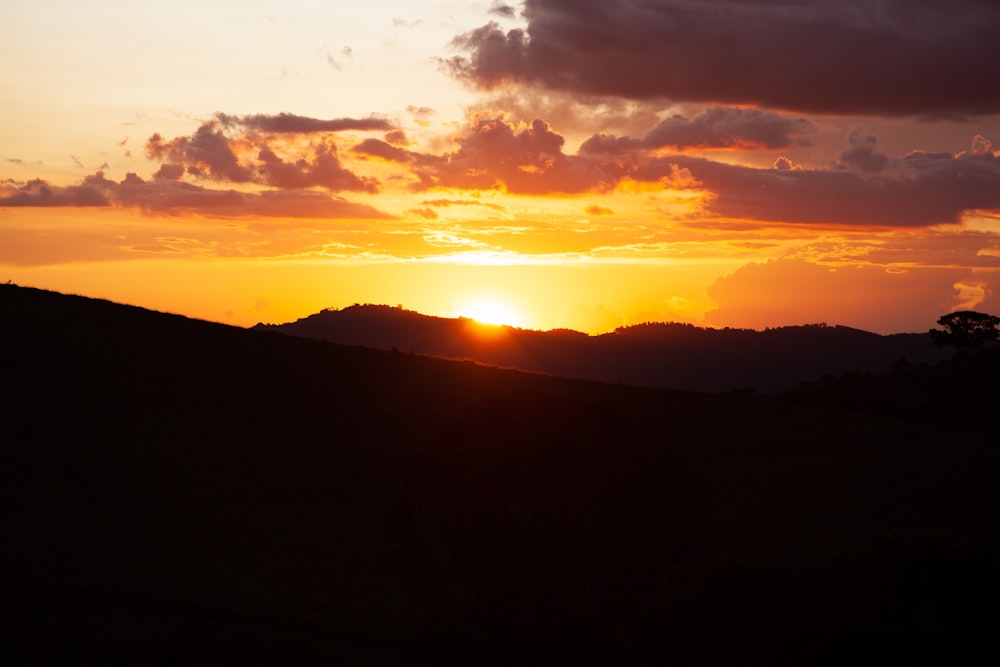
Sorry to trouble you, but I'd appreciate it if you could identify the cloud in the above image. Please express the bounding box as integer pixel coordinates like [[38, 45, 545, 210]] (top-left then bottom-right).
[[434, 114, 615, 193], [418, 198, 509, 212], [773, 157, 799, 171], [970, 134, 994, 157], [353, 110, 999, 224], [147, 120, 381, 193], [384, 129, 409, 146], [580, 107, 817, 154], [447, 0, 1000, 116], [0, 177, 110, 207], [488, 2, 518, 19], [407, 207, 438, 219], [476, 89, 665, 143], [838, 131, 890, 173], [352, 138, 421, 164], [392, 18, 424, 29], [325, 46, 353, 70], [146, 123, 253, 183], [634, 140, 1000, 227], [215, 112, 393, 134], [256, 142, 379, 192], [354, 113, 617, 194], [0, 171, 391, 219]]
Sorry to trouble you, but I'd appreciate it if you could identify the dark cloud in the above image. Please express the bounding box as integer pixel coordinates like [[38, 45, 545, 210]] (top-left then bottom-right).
[[448, 0, 1000, 116], [477, 89, 664, 141], [256, 142, 379, 192], [839, 132, 890, 173], [0, 171, 391, 219], [643, 108, 816, 151], [153, 163, 185, 180], [488, 2, 518, 19], [635, 144, 1000, 227], [384, 130, 409, 146], [580, 107, 816, 154], [215, 112, 393, 134], [0, 177, 109, 207], [147, 121, 380, 193], [577, 133, 641, 156], [146, 124, 253, 183], [352, 138, 420, 164]]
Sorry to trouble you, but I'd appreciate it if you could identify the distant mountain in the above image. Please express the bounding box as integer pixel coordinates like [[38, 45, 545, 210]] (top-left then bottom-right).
[[256, 304, 951, 392], [4, 284, 998, 665]]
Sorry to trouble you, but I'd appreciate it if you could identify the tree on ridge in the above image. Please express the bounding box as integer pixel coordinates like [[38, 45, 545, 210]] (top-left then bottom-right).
[[930, 310, 1000, 354]]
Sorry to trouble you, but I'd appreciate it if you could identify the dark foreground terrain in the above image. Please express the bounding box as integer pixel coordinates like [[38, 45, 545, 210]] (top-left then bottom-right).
[[3, 284, 998, 665]]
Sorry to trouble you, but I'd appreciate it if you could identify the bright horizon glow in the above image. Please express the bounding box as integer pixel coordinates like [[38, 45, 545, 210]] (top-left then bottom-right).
[[456, 297, 525, 328]]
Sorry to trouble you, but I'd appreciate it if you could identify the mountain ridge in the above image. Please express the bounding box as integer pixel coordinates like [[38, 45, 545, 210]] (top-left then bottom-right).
[[256, 303, 951, 392]]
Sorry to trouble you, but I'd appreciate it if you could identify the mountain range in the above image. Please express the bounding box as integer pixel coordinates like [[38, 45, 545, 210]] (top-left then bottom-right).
[[255, 304, 951, 392], [3, 283, 998, 665]]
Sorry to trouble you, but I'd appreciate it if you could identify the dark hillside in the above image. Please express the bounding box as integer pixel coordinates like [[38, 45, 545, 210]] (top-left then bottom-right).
[[778, 343, 1000, 435], [256, 305, 949, 392], [3, 284, 998, 665]]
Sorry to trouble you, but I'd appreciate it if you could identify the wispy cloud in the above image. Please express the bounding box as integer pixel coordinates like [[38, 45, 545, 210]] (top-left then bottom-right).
[[0, 172, 391, 219], [215, 112, 393, 134]]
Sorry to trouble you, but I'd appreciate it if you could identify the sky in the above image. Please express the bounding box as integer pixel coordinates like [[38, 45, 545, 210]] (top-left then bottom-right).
[[3, 0, 1000, 334]]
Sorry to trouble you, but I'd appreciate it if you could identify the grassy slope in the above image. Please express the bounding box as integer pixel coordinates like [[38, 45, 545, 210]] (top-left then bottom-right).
[[2, 284, 998, 665]]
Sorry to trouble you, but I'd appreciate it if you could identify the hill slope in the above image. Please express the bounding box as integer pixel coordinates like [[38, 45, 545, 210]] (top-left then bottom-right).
[[256, 304, 950, 392], [3, 284, 998, 665]]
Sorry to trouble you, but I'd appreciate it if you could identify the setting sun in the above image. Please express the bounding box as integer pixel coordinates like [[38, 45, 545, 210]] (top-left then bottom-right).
[[459, 298, 524, 328]]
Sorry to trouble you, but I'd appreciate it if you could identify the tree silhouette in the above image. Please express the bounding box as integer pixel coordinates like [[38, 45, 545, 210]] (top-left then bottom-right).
[[930, 311, 1000, 354]]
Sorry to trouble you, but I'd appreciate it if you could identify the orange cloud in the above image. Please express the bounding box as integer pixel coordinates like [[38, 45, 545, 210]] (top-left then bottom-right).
[[356, 113, 618, 194]]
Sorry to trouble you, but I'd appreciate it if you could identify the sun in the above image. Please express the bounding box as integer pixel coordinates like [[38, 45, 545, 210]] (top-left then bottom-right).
[[459, 298, 523, 328]]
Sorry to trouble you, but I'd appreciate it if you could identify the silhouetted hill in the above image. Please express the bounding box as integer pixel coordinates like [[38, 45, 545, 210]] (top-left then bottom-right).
[[778, 342, 1000, 435], [3, 284, 998, 665], [256, 305, 950, 392]]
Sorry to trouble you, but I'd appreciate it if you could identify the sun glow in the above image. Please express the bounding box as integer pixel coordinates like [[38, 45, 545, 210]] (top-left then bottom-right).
[[459, 297, 524, 327]]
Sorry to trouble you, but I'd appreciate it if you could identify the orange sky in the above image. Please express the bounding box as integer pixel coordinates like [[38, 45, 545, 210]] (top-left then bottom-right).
[[3, 1, 1000, 333]]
